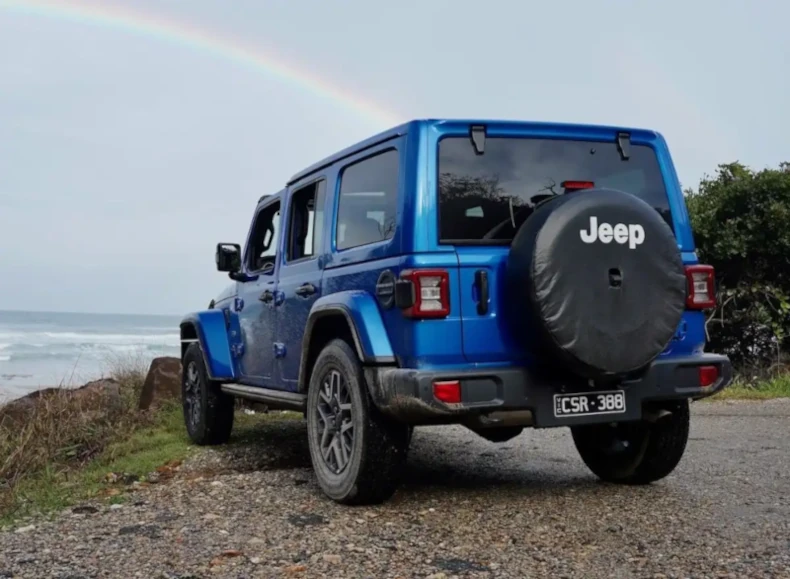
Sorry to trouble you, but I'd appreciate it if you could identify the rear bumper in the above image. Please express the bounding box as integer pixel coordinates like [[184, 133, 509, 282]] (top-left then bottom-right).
[[364, 354, 733, 427]]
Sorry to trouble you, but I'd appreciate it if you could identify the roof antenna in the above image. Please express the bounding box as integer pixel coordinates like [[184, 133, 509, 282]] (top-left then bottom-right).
[[470, 125, 486, 155]]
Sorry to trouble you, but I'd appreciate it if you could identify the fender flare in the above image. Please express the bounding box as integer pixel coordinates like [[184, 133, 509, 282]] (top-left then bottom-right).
[[180, 310, 237, 381], [298, 291, 396, 391]]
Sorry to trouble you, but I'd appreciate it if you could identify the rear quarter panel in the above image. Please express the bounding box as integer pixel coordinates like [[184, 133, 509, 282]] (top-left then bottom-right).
[[320, 125, 467, 369]]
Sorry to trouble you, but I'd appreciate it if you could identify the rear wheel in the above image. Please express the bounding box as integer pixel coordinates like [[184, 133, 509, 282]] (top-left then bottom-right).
[[571, 400, 690, 484], [182, 342, 234, 445], [306, 339, 410, 505]]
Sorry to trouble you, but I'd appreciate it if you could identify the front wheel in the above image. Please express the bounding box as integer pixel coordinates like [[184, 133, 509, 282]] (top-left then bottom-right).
[[571, 400, 690, 484], [306, 339, 410, 505], [182, 342, 234, 445]]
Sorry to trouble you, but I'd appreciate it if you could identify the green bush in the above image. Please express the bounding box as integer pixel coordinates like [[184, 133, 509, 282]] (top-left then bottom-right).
[[686, 161, 790, 372]]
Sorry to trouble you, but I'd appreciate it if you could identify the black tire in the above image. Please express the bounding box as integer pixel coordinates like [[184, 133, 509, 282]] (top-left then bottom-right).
[[306, 339, 410, 505], [571, 400, 690, 484], [182, 342, 234, 445]]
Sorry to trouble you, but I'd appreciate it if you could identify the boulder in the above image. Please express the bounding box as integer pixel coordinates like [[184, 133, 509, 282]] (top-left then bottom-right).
[[78, 378, 124, 413], [138, 357, 182, 410], [0, 378, 123, 428]]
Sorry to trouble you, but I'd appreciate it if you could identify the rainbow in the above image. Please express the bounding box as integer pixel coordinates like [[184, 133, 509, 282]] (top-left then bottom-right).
[[0, 0, 402, 127]]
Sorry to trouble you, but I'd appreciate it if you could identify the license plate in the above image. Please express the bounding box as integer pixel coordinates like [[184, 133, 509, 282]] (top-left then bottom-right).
[[553, 390, 626, 418]]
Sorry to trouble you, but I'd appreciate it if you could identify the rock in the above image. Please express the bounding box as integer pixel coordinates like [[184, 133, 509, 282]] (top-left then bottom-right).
[[154, 511, 178, 522], [118, 524, 162, 538], [0, 392, 42, 426], [0, 378, 122, 427], [72, 505, 99, 515], [77, 378, 123, 412], [287, 513, 327, 527], [322, 554, 342, 565], [138, 357, 182, 410], [15, 525, 35, 534]]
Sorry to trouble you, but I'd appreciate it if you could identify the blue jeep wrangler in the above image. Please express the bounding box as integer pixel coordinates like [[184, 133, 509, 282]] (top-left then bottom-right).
[[180, 119, 733, 505]]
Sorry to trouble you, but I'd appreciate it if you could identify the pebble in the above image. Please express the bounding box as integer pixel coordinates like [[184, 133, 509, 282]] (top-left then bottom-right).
[[0, 401, 788, 578], [14, 525, 35, 534]]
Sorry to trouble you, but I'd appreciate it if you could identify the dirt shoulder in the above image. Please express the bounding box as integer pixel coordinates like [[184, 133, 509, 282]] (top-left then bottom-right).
[[1, 400, 788, 579]]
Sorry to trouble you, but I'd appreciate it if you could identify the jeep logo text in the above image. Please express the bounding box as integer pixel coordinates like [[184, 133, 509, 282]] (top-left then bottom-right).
[[580, 216, 645, 249]]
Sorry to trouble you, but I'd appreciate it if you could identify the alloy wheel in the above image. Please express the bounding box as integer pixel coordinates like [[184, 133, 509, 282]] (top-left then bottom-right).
[[184, 361, 202, 429], [315, 369, 355, 474]]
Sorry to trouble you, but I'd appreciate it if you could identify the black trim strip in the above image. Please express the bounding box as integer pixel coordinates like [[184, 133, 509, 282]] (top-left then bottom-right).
[[221, 384, 306, 412], [287, 133, 404, 186]]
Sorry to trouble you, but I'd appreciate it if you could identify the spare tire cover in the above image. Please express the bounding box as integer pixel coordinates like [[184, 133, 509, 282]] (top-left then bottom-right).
[[507, 188, 686, 379]]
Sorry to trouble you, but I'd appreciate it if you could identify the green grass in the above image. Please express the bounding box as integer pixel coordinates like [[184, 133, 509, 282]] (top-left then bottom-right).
[[711, 373, 790, 400], [1, 403, 191, 525], [1, 403, 293, 526]]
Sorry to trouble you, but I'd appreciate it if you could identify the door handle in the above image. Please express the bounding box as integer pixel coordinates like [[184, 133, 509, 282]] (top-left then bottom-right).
[[295, 283, 317, 297], [474, 270, 489, 315], [259, 289, 274, 303]]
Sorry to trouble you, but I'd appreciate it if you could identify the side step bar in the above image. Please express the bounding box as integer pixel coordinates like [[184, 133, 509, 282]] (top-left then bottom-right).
[[220, 384, 306, 412]]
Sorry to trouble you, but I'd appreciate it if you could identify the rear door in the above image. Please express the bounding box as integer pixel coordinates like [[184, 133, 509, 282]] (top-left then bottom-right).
[[274, 178, 327, 391], [436, 129, 678, 363]]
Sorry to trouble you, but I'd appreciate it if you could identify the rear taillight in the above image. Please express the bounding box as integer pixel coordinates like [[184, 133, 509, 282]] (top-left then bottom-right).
[[396, 269, 450, 319], [685, 264, 716, 309], [433, 380, 461, 403], [699, 365, 719, 388]]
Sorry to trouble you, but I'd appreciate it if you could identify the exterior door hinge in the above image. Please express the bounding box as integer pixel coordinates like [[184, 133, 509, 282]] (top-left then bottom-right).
[[231, 342, 244, 358], [273, 343, 286, 358]]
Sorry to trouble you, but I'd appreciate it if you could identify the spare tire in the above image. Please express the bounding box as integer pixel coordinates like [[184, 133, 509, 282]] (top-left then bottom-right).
[[507, 188, 686, 379]]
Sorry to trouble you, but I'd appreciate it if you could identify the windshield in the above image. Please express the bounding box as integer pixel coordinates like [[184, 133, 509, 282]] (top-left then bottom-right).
[[437, 136, 673, 244]]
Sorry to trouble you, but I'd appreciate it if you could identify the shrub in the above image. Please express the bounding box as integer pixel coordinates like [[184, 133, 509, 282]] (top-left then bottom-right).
[[686, 161, 790, 372]]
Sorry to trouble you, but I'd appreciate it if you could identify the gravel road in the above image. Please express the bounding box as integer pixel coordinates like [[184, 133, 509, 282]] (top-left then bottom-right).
[[1, 399, 788, 579]]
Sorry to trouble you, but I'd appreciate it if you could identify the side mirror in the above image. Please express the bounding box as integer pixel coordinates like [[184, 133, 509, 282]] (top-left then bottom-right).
[[216, 243, 242, 273]]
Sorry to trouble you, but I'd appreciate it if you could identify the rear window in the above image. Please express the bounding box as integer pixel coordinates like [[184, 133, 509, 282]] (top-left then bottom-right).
[[438, 137, 672, 244]]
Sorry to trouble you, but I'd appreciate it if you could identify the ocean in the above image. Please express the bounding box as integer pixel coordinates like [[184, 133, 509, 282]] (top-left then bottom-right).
[[0, 310, 181, 402]]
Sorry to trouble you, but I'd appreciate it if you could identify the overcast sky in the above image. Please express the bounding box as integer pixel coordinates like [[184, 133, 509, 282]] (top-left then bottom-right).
[[1, 0, 788, 316]]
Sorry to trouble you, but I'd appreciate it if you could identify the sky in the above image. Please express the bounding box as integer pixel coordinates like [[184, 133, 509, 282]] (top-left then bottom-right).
[[0, 0, 788, 316]]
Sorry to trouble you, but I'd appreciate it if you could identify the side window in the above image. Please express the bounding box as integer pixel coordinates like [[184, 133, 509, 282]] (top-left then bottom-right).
[[287, 180, 326, 261], [336, 148, 399, 251], [247, 201, 281, 274]]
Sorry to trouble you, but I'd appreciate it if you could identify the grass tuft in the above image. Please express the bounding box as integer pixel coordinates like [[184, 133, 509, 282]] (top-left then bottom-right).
[[711, 372, 790, 400], [0, 360, 179, 523], [1, 403, 191, 523], [0, 357, 284, 525]]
